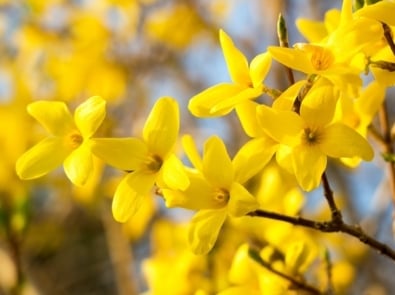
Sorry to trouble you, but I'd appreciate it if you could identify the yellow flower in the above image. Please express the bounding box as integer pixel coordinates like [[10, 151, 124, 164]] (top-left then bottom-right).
[[257, 84, 374, 191], [189, 29, 271, 117], [16, 96, 106, 186], [164, 135, 259, 254], [269, 0, 383, 97], [91, 97, 189, 222]]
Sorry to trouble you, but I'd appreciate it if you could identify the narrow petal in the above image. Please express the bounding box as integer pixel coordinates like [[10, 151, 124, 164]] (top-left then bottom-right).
[[27, 101, 74, 136], [233, 137, 277, 184], [91, 138, 147, 170], [74, 96, 106, 138], [157, 154, 190, 190], [320, 123, 374, 161], [249, 52, 271, 88], [63, 143, 92, 186], [203, 136, 234, 188], [235, 101, 265, 137], [112, 171, 156, 222], [357, 82, 386, 125], [296, 18, 327, 43], [163, 170, 221, 210], [355, 1, 395, 26], [292, 145, 327, 191], [219, 29, 251, 85], [188, 209, 227, 255], [300, 83, 337, 127], [272, 80, 305, 111], [211, 87, 263, 114], [228, 182, 259, 217], [188, 83, 247, 117], [143, 97, 179, 157], [181, 134, 203, 171], [268, 46, 315, 74], [257, 105, 303, 146], [16, 137, 70, 180]]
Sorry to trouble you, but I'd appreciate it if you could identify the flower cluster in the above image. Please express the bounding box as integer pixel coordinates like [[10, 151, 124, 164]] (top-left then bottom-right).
[[15, 0, 395, 293]]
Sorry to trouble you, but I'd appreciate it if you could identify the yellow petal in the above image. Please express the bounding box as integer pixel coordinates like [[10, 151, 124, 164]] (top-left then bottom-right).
[[268, 46, 315, 74], [163, 170, 221, 210], [292, 145, 327, 191], [211, 87, 263, 114], [16, 137, 70, 180], [249, 52, 271, 88], [181, 134, 203, 171], [355, 1, 395, 26], [112, 171, 156, 222], [219, 29, 251, 85], [228, 182, 259, 217], [74, 96, 106, 138], [233, 137, 277, 184], [203, 136, 234, 188], [257, 105, 303, 146], [27, 101, 74, 136], [320, 123, 374, 161], [188, 209, 227, 255], [63, 142, 93, 186], [143, 97, 179, 157], [296, 18, 327, 43], [272, 80, 305, 111], [300, 84, 337, 127], [158, 154, 190, 190], [235, 101, 265, 137], [356, 81, 386, 125], [91, 138, 147, 170], [188, 83, 247, 117]]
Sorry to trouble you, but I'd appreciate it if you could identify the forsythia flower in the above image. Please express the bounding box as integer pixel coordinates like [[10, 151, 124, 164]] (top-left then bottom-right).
[[188, 29, 271, 117], [257, 84, 374, 191], [91, 97, 189, 222], [16, 96, 106, 186], [163, 135, 260, 254]]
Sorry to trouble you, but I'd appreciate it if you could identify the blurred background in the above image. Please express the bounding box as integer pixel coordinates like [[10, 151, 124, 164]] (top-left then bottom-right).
[[1, 0, 395, 294]]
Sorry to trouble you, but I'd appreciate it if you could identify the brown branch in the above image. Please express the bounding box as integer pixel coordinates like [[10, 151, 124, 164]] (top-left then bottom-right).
[[247, 209, 395, 261], [321, 173, 342, 223], [248, 247, 322, 295], [382, 22, 395, 56]]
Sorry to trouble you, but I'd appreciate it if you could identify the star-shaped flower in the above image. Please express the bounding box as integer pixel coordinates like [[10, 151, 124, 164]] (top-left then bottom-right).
[[16, 96, 106, 186]]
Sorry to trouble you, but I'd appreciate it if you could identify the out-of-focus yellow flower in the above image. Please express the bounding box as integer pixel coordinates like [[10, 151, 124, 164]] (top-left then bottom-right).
[[189, 30, 271, 117], [142, 219, 211, 295], [144, 3, 206, 49], [16, 96, 106, 186], [91, 97, 189, 222], [337, 81, 386, 167]]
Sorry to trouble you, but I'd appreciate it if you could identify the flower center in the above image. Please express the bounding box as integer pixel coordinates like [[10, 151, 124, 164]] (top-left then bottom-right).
[[310, 46, 334, 71], [66, 131, 83, 149], [303, 127, 322, 146], [143, 154, 163, 173], [214, 188, 230, 206]]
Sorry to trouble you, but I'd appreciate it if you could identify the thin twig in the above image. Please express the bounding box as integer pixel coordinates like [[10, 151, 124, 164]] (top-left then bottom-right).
[[247, 209, 395, 261], [277, 13, 295, 85], [321, 173, 342, 223], [323, 249, 334, 295], [382, 23, 395, 56]]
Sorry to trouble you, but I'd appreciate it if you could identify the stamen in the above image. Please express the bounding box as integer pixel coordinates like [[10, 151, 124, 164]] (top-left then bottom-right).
[[214, 188, 230, 205], [144, 154, 163, 173], [66, 131, 83, 149]]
